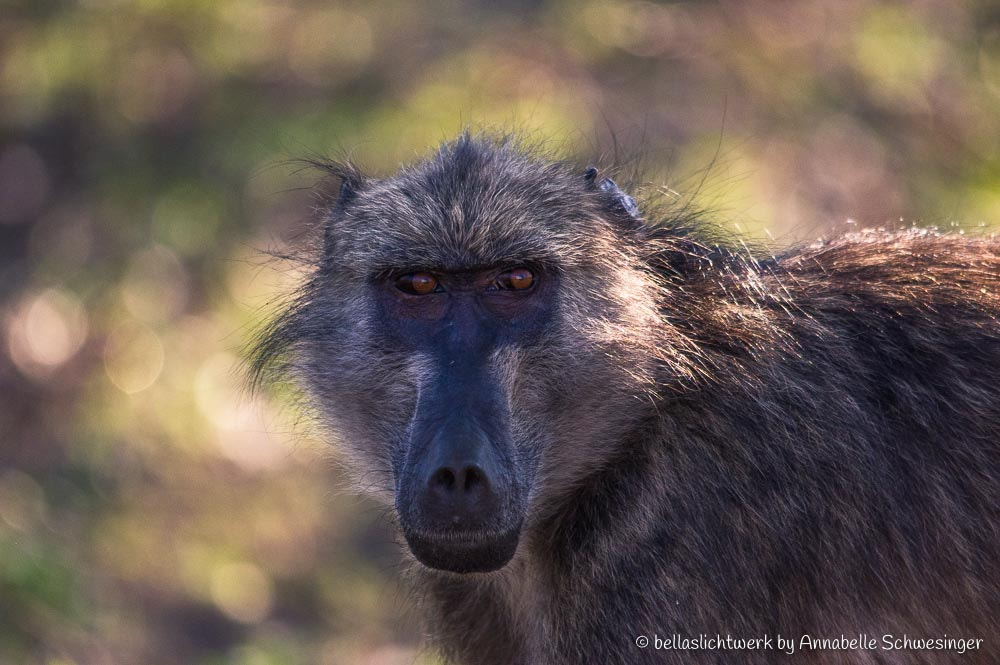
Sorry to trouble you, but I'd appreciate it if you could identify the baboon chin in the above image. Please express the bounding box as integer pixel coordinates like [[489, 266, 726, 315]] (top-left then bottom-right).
[[250, 132, 1000, 664], [403, 528, 522, 574]]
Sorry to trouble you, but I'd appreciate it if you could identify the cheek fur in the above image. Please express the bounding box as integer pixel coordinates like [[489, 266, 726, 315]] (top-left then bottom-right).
[[299, 330, 435, 500]]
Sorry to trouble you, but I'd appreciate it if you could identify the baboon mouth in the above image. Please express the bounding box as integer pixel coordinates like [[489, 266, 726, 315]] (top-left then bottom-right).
[[403, 528, 521, 574]]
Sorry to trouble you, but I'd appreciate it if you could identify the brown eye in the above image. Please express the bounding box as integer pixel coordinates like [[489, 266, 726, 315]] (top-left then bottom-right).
[[396, 272, 440, 295], [497, 267, 534, 291]]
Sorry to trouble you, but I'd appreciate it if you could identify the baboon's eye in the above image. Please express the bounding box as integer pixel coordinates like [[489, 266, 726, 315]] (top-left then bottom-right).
[[495, 268, 535, 291], [396, 272, 440, 295]]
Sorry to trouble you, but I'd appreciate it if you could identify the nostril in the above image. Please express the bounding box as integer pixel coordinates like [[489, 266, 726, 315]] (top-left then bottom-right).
[[430, 467, 456, 491], [463, 466, 483, 492], [427, 464, 490, 496]]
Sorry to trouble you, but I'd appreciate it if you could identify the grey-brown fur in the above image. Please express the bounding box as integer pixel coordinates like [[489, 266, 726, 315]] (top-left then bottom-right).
[[249, 134, 1000, 664]]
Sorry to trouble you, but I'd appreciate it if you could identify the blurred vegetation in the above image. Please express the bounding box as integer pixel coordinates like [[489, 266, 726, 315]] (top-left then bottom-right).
[[1, 0, 998, 663]]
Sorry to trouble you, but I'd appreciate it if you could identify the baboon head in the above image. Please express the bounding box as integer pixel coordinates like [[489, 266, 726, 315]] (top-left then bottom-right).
[[252, 135, 681, 574]]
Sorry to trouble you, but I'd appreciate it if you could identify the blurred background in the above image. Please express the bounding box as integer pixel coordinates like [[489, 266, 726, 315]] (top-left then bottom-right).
[[1, 0, 999, 663]]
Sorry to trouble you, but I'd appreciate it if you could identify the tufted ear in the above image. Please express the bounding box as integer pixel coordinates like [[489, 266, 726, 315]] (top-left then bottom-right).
[[309, 160, 366, 265], [599, 177, 640, 219], [582, 166, 640, 219], [337, 178, 357, 206]]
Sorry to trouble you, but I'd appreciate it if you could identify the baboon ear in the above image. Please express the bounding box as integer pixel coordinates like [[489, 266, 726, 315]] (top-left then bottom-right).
[[583, 167, 640, 219], [599, 178, 639, 218], [337, 178, 357, 205], [319, 162, 366, 264]]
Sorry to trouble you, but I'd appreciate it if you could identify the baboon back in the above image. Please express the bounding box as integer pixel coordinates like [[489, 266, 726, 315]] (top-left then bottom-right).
[[421, 231, 1000, 665]]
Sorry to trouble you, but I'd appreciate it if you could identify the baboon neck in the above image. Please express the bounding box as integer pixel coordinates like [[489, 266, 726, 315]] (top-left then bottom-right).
[[529, 417, 665, 574]]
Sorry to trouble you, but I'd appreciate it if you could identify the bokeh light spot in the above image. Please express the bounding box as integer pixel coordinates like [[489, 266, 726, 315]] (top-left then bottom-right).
[[209, 561, 273, 624], [7, 288, 89, 380], [196, 352, 290, 471], [104, 320, 165, 394]]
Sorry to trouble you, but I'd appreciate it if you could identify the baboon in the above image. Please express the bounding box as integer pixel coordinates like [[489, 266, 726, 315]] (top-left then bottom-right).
[[249, 134, 1000, 664]]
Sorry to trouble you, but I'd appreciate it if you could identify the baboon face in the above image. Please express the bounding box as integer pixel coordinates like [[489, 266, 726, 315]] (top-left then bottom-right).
[[290, 139, 661, 573], [374, 264, 554, 573]]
